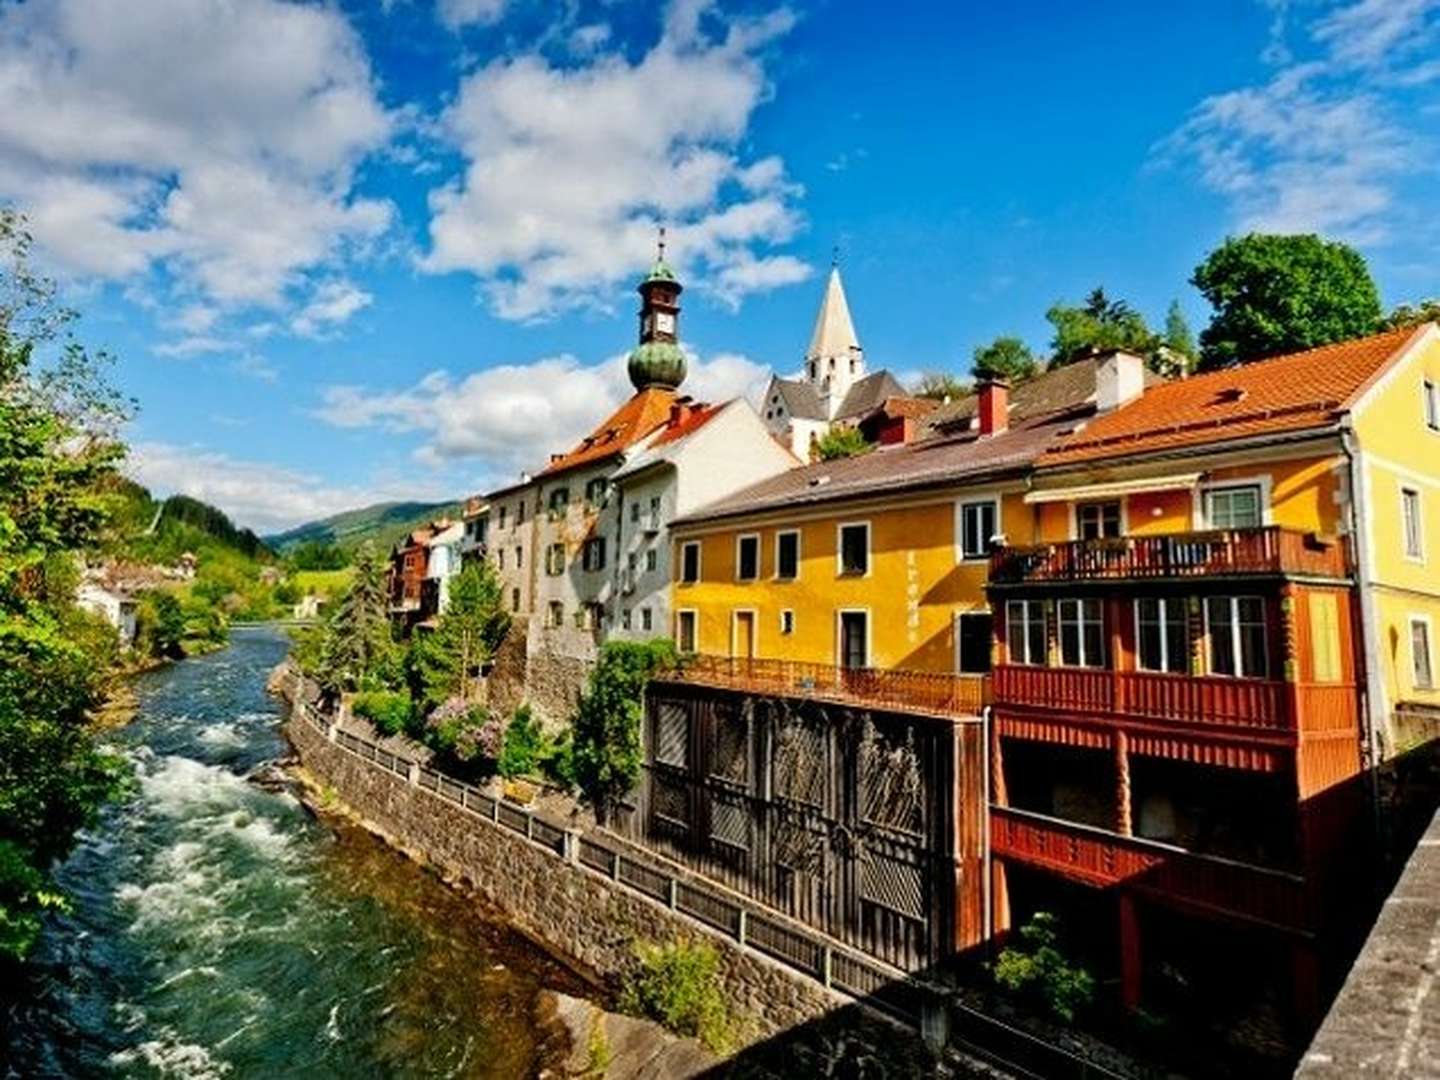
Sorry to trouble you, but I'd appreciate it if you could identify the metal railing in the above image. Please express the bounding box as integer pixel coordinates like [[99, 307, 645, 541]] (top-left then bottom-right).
[[657, 654, 988, 719]]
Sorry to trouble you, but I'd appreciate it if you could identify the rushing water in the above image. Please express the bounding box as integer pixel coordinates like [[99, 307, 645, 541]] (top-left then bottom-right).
[[7, 627, 589, 1079]]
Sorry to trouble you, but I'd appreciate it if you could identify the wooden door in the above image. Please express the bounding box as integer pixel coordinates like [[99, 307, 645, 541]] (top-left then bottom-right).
[[732, 610, 756, 660]]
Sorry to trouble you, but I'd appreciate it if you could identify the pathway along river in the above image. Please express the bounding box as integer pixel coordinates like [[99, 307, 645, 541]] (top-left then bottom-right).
[[8, 627, 593, 1079]]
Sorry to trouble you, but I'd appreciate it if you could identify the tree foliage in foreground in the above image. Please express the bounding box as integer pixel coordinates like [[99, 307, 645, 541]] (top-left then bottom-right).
[[572, 639, 677, 821], [0, 210, 132, 961]]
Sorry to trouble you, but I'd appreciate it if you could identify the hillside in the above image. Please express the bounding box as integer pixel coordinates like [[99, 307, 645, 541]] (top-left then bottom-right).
[[106, 478, 273, 565], [265, 499, 462, 554]]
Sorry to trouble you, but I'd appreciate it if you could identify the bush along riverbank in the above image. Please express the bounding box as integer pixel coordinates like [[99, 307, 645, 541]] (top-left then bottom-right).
[[274, 664, 968, 1078]]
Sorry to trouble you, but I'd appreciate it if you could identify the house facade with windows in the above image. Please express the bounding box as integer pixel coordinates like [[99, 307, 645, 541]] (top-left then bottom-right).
[[983, 322, 1440, 1033]]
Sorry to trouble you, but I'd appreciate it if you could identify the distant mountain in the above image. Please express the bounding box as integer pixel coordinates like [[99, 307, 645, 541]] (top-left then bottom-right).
[[265, 500, 463, 554], [107, 477, 274, 564]]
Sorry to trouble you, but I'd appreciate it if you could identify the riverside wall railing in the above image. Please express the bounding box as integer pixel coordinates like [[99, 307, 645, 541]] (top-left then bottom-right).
[[293, 698, 1125, 1080]]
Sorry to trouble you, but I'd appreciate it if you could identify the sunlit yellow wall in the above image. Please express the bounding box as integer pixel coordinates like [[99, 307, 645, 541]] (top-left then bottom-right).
[[672, 488, 1028, 673], [1353, 329, 1440, 710]]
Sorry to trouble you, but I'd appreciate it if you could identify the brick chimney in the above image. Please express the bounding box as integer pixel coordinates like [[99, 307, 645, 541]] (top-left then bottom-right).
[[1095, 350, 1146, 413], [977, 378, 1009, 436], [668, 395, 697, 427]]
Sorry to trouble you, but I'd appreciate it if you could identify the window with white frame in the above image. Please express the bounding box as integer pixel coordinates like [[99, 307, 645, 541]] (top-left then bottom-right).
[[680, 541, 701, 584], [1425, 379, 1439, 432], [1136, 597, 1188, 673], [838, 522, 869, 576], [1077, 500, 1122, 540], [548, 601, 564, 628], [1206, 596, 1268, 677], [648, 495, 661, 529], [1205, 484, 1263, 529], [775, 530, 800, 580], [646, 548, 658, 572], [582, 537, 606, 572], [545, 543, 565, 576], [641, 607, 653, 632], [676, 610, 697, 653], [1006, 600, 1047, 665], [1058, 598, 1105, 667], [1412, 618, 1434, 689], [621, 608, 632, 630], [1403, 486, 1424, 560], [958, 499, 998, 559], [736, 534, 760, 580], [629, 502, 639, 523], [780, 609, 795, 635]]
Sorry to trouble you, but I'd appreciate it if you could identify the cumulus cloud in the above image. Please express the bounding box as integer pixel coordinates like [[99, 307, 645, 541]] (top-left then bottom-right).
[[0, 0, 394, 310], [291, 280, 374, 338], [127, 442, 455, 534], [437, 0, 511, 30], [1158, 0, 1440, 242], [314, 347, 771, 483], [419, 0, 809, 319]]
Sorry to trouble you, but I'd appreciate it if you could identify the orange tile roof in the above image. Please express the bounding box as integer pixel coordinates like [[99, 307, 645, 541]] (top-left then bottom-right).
[[1041, 326, 1427, 467], [651, 400, 721, 447], [538, 386, 677, 477]]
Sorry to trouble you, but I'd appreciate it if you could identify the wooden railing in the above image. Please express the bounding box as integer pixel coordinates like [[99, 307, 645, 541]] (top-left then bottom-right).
[[988, 526, 1348, 584], [991, 664, 1291, 731], [658, 654, 988, 718], [990, 806, 1310, 932]]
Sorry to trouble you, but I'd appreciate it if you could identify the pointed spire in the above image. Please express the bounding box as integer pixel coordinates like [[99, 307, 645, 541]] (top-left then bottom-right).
[[807, 265, 860, 362]]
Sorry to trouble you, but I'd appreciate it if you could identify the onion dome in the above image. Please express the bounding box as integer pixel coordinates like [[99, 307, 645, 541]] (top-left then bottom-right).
[[627, 340, 687, 390]]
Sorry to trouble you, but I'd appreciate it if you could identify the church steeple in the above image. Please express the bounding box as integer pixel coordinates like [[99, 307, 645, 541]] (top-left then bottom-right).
[[804, 263, 864, 408], [628, 227, 687, 391]]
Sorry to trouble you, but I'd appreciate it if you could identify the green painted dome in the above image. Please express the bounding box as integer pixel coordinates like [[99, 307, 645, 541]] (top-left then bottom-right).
[[628, 340, 687, 390], [642, 258, 679, 286]]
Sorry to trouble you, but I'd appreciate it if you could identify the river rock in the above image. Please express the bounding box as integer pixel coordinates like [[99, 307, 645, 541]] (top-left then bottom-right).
[[538, 990, 713, 1079], [248, 757, 300, 793]]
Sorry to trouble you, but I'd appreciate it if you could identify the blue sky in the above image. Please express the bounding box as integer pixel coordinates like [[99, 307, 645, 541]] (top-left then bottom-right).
[[3, 0, 1437, 532]]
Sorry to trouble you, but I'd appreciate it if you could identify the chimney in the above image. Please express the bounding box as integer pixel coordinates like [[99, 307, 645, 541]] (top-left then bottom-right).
[[977, 378, 1009, 436], [1095, 350, 1145, 413], [668, 395, 696, 428]]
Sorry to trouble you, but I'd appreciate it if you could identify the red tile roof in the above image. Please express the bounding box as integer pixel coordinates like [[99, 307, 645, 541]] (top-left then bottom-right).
[[1042, 326, 1427, 467], [538, 386, 677, 477], [651, 401, 722, 447]]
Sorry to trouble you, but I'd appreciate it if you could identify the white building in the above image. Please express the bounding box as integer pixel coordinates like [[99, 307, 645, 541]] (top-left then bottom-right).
[[77, 582, 138, 647], [422, 520, 465, 618], [759, 265, 907, 458]]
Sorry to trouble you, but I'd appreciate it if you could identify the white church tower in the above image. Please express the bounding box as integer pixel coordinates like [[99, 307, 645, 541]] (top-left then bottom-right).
[[805, 265, 865, 416]]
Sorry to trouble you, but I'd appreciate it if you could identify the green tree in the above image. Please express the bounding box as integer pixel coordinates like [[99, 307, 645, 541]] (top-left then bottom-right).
[[406, 561, 510, 711], [148, 592, 186, 658], [813, 425, 870, 461], [1157, 300, 1197, 377], [971, 336, 1038, 382], [572, 639, 677, 821], [992, 912, 1096, 1022], [1382, 299, 1440, 331], [1190, 233, 1382, 370], [911, 371, 970, 401], [1045, 288, 1158, 369], [325, 541, 396, 691], [0, 210, 131, 960]]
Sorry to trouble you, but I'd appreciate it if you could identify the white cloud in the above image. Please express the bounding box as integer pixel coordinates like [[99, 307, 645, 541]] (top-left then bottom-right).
[[1160, 0, 1439, 242], [420, 0, 809, 320], [0, 0, 394, 310], [291, 279, 374, 338], [152, 336, 237, 359], [437, 0, 510, 30], [314, 347, 771, 483], [127, 442, 454, 534]]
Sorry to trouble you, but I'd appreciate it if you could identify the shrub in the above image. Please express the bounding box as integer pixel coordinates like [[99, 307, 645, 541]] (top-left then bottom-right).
[[498, 705, 543, 779], [540, 729, 577, 790], [572, 639, 677, 820], [619, 940, 734, 1053], [992, 912, 1095, 1022], [813, 425, 870, 461], [351, 690, 412, 736]]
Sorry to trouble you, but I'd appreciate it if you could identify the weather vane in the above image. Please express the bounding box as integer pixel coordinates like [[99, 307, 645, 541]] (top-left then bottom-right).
[[658, 224, 667, 261]]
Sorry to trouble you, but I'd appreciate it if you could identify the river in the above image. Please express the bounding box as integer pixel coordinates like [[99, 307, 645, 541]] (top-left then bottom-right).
[[7, 627, 591, 1079]]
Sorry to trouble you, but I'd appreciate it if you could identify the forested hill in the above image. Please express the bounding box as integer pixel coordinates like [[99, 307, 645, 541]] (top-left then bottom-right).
[[265, 499, 461, 555], [106, 478, 272, 564]]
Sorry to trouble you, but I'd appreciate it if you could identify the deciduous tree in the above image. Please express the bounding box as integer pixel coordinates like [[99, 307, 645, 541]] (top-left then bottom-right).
[[972, 336, 1038, 382], [1046, 288, 1158, 369]]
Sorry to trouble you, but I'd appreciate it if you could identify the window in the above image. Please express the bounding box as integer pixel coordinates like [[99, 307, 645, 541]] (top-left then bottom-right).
[[630, 502, 639, 523], [511, 587, 520, 610], [676, 610, 697, 653], [680, 541, 701, 584], [498, 506, 507, 529], [1411, 618, 1434, 689], [736, 534, 760, 580], [582, 537, 606, 572], [1206, 596, 1268, 677], [548, 601, 564, 628], [1205, 484, 1263, 529], [1309, 593, 1342, 684], [780, 609, 795, 635], [649, 495, 661, 529], [514, 545, 522, 569], [585, 477, 607, 505], [957, 611, 993, 674], [1136, 597, 1188, 673], [548, 488, 569, 516], [1403, 487, 1424, 560], [1006, 600, 1047, 665], [645, 548, 658, 572], [1425, 380, 1439, 432], [1058, 598, 1105, 667], [545, 543, 565, 576], [497, 549, 505, 571], [775, 530, 800, 580], [958, 499, 997, 559], [621, 609, 632, 630], [1077, 500, 1122, 540], [516, 500, 526, 525], [641, 607, 653, 632], [838, 522, 869, 576], [627, 551, 638, 571], [839, 611, 868, 669]]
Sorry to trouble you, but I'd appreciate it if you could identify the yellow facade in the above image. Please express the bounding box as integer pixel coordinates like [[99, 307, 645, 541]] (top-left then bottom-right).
[[672, 487, 1028, 673]]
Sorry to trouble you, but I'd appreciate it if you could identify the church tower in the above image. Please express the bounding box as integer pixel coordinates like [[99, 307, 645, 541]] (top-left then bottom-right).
[[804, 263, 864, 418], [627, 229, 687, 391]]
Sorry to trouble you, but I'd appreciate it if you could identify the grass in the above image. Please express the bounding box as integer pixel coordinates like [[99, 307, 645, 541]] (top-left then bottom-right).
[[293, 568, 355, 598]]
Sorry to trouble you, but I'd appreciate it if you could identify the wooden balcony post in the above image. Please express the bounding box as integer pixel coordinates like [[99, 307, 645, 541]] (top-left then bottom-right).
[[1115, 730, 1133, 837], [991, 856, 1011, 936], [991, 723, 1008, 807]]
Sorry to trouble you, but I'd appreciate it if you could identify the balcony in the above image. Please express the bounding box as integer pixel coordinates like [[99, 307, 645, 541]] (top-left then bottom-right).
[[992, 664, 1292, 732], [991, 805, 1309, 932], [657, 654, 988, 719], [988, 526, 1348, 585]]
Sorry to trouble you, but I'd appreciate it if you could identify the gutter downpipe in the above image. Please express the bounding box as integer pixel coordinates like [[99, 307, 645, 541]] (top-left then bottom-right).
[[1340, 419, 1385, 851]]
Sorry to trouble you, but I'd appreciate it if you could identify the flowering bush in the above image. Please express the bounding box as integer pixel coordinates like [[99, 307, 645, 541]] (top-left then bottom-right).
[[423, 696, 503, 765]]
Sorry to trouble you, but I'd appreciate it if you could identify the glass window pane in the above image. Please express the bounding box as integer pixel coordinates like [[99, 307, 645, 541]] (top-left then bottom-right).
[[1007, 601, 1026, 663], [1027, 603, 1047, 666], [1413, 621, 1434, 688], [1164, 603, 1188, 673], [1208, 597, 1236, 675]]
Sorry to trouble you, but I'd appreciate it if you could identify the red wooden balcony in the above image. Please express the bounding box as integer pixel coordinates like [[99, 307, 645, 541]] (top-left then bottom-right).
[[988, 526, 1348, 585], [991, 806, 1309, 932], [992, 664, 1292, 732], [658, 654, 988, 719]]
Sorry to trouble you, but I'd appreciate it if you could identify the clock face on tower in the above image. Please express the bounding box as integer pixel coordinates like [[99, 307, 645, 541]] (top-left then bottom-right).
[[654, 311, 675, 335]]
